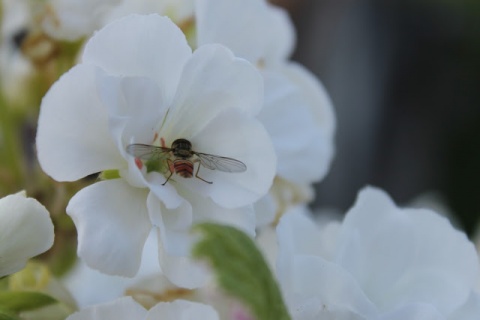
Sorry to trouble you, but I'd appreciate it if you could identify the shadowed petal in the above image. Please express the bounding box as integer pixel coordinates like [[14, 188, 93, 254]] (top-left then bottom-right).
[[67, 180, 151, 277]]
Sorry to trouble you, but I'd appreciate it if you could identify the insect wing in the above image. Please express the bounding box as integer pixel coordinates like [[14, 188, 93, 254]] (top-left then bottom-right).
[[126, 144, 170, 161], [195, 152, 247, 173]]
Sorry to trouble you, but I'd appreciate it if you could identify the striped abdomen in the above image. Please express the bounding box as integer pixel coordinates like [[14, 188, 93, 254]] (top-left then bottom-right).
[[173, 159, 194, 178]]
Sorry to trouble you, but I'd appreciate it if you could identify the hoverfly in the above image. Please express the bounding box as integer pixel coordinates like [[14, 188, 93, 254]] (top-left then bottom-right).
[[126, 138, 247, 185]]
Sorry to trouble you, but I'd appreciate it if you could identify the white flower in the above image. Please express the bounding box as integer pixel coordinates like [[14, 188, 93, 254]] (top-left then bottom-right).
[[41, 0, 122, 41], [0, 191, 54, 277], [195, 0, 336, 223], [41, 0, 193, 41], [103, 0, 194, 27], [36, 14, 275, 287], [0, 0, 35, 105], [276, 187, 480, 319], [66, 297, 218, 320]]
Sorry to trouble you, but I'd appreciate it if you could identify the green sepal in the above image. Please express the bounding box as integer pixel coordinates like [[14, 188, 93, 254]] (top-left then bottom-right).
[[0, 291, 57, 313], [192, 223, 291, 320], [99, 169, 120, 180]]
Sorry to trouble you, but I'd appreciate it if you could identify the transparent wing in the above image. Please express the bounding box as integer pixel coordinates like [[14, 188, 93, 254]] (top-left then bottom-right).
[[126, 144, 170, 161], [195, 152, 247, 173]]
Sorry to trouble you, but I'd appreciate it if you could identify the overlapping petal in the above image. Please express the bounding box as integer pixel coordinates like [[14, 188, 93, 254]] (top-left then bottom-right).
[[182, 109, 276, 208], [67, 297, 147, 320], [147, 300, 219, 320], [162, 44, 263, 139], [0, 191, 54, 277], [83, 14, 191, 104], [67, 297, 219, 320], [338, 187, 479, 314], [36, 64, 124, 181], [276, 187, 480, 319], [195, 0, 294, 64], [67, 180, 152, 277]]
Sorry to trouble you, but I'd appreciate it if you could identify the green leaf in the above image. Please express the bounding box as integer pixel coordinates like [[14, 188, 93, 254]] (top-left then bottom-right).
[[0, 292, 57, 312], [192, 223, 291, 320], [0, 309, 20, 320]]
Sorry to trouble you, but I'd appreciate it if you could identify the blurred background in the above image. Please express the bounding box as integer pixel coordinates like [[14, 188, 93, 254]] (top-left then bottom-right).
[[275, 0, 480, 235]]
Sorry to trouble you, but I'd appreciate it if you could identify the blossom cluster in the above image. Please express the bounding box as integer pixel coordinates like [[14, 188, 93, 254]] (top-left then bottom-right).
[[0, 0, 478, 319]]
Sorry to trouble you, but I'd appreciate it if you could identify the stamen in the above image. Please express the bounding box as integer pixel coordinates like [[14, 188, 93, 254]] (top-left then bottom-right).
[[134, 158, 143, 170]]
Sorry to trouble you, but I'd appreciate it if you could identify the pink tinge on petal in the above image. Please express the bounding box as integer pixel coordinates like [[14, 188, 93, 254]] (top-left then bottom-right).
[[231, 305, 255, 320]]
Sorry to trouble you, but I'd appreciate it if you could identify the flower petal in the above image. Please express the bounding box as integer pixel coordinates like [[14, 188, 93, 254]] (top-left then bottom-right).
[[67, 297, 147, 320], [179, 109, 276, 208], [67, 179, 151, 277], [83, 14, 191, 104], [42, 0, 122, 41], [97, 74, 168, 153], [260, 69, 334, 183], [281, 255, 377, 319], [195, 0, 295, 64], [280, 62, 336, 139], [36, 64, 123, 181], [0, 192, 54, 277], [155, 227, 209, 289], [147, 300, 219, 320], [448, 291, 480, 320], [162, 43, 263, 139], [376, 304, 444, 320], [146, 195, 207, 289], [186, 189, 256, 237], [338, 187, 479, 315]]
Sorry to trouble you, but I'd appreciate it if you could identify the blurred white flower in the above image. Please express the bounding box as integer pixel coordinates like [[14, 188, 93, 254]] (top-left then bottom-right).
[[0, 191, 54, 277], [102, 0, 193, 27], [195, 0, 336, 224], [36, 14, 275, 287], [276, 187, 480, 319], [41, 0, 193, 41], [41, 0, 122, 41], [66, 297, 218, 320], [0, 0, 35, 106]]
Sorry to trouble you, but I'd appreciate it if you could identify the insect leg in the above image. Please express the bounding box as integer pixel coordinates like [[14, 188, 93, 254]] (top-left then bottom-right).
[[194, 160, 212, 184], [162, 159, 175, 186]]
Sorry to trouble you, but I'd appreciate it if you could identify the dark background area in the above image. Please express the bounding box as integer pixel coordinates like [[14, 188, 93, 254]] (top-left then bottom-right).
[[277, 0, 480, 235]]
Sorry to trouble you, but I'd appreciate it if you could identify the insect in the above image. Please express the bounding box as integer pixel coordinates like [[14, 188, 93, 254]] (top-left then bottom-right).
[[126, 138, 247, 185]]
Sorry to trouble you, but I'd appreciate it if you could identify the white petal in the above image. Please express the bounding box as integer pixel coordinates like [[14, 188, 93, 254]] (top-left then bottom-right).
[[179, 109, 276, 208], [97, 74, 168, 152], [67, 296, 147, 320], [0, 192, 54, 277], [280, 62, 336, 139], [162, 43, 263, 139], [448, 291, 480, 320], [83, 14, 191, 104], [42, 0, 121, 41], [335, 188, 417, 306], [277, 207, 335, 263], [147, 196, 207, 289], [260, 69, 334, 183], [195, 0, 295, 64], [156, 227, 209, 289], [376, 304, 444, 320], [282, 255, 377, 319], [338, 187, 479, 315], [36, 64, 124, 181], [188, 191, 256, 237], [67, 180, 151, 277], [147, 300, 219, 320]]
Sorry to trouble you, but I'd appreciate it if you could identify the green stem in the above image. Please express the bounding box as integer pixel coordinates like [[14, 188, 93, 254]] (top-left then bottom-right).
[[0, 93, 25, 192]]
